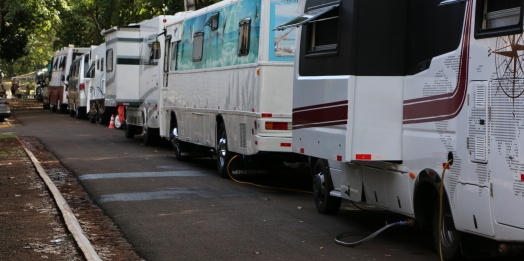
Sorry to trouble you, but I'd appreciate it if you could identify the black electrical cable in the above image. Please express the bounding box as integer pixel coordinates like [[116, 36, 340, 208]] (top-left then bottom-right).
[[335, 220, 414, 247]]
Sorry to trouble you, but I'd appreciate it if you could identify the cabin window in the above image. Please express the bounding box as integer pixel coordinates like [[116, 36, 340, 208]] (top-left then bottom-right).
[[97, 59, 100, 70], [170, 42, 179, 71], [306, 7, 339, 55], [205, 12, 220, 31], [164, 36, 172, 73], [106, 49, 114, 72], [238, 18, 251, 56], [193, 31, 204, 62], [59, 56, 66, 69], [101, 58, 104, 71], [475, 0, 523, 38], [83, 54, 90, 77], [86, 62, 95, 78]]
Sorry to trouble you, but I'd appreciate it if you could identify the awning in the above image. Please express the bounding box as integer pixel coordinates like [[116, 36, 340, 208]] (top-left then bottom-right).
[[273, 4, 339, 31]]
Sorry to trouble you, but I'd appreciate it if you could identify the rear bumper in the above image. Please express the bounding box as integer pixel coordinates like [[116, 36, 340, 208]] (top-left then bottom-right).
[[0, 112, 11, 118]]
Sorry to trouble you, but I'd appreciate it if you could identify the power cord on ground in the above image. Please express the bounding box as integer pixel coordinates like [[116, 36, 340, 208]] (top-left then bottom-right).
[[226, 154, 312, 194]]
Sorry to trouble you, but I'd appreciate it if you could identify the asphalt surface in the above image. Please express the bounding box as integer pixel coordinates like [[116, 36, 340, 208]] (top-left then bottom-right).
[[1, 102, 445, 261]]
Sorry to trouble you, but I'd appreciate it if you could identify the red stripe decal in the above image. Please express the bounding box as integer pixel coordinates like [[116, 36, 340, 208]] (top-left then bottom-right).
[[293, 103, 348, 127], [403, 0, 473, 124]]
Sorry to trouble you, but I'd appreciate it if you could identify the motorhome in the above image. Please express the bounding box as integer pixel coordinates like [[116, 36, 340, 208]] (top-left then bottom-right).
[[47, 45, 90, 113], [279, 0, 524, 259], [66, 53, 91, 119], [87, 43, 106, 124], [157, 0, 304, 177], [99, 25, 141, 128], [124, 15, 178, 141]]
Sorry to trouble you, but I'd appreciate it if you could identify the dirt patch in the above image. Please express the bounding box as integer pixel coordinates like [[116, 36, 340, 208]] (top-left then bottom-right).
[[0, 133, 144, 261]]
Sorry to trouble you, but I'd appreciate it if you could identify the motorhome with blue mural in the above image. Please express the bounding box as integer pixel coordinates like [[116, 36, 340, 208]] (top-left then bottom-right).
[[158, 0, 304, 178]]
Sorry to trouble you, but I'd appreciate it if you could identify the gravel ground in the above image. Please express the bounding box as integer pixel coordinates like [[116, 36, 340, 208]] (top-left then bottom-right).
[[0, 99, 144, 261]]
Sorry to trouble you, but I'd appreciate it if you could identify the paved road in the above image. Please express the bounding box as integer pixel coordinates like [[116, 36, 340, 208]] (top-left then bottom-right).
[[2, 103, 442, 261]]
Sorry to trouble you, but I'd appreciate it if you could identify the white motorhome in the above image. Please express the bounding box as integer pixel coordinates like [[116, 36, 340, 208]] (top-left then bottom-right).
[[280, 0, 524, 259], [87, 43, 106, 124], [66, 53, 91, 119], [46, 45, 90, 113], [100, 25, 141, 128], [124, 15, 179, 141], [158, 0, 305, 177]]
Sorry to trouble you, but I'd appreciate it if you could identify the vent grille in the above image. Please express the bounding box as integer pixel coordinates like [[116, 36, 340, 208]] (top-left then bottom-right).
[[239, 123, 246, 148]]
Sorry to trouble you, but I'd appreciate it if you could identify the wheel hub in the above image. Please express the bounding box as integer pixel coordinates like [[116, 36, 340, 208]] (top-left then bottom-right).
[[313, 173, 325, 198]]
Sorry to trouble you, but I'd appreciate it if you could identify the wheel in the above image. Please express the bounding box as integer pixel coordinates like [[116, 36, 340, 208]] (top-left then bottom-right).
[[69, 107, 76, 117], [89, 113, 96, 123], [59, 103, 67, 114], [0, 118, 4, 122], [96, 113, 105, 125], [114, 114, 123, 129], [217, 123, 232, 179], [125, 124, 135, 139], [433, 199, 461, 260], [76, 108, 84, 119], [143, 127, 158, 146], [171, 121, 192, 161], [312, 159, 341, 214], [51, 103, 57, 113]]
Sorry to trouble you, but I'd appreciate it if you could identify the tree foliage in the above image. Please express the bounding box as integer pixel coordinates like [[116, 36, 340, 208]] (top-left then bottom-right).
[[0, 0, 220, 77]]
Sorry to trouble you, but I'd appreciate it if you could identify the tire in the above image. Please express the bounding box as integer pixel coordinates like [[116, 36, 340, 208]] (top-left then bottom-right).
[[216, 123, 232, 179], [312, 159, 341, 214], [69, 107, 76, 117], [89, 113, 96, 123], [96, 113, 105, 125], [114, 115, 123, 130], [59, 103, 67, 114], [51, 103, 57, 113], [143, 127, 158, 146], [433, 198, 461, 260], [125, 124, 135, 139], [0, 118, 4, 122], [76, 108, 84, 119]]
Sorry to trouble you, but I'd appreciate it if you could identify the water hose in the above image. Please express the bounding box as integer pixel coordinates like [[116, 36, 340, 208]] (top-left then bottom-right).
[[226, 154, 312, 194], [335, 219, 415, 247], [438, 160, 452, 261]]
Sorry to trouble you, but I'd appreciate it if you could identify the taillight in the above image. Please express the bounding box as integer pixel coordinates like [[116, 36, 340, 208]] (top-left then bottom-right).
[[4, 101, 8, 104], [265, 122, 291, 130], [80, 83, 85, 90], [261, 113, 272, 117]]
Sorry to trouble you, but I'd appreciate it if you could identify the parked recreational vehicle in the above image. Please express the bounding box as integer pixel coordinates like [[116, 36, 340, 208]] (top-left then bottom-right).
[[87, 43, 106, 124], [279, 0, 524, 259], [157, 0, 304, 177], [124, 15, 178, 141], [66, 53, 91, 119], [47, 45, 90, 113], [100, 25, 141, 128]]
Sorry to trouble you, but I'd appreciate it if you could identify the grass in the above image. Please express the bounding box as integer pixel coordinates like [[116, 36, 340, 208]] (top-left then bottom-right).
[[0, 133, 16, 139]]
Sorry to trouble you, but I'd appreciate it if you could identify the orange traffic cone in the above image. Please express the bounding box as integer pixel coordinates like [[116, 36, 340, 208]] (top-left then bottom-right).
[[108, 114, 115, 129]]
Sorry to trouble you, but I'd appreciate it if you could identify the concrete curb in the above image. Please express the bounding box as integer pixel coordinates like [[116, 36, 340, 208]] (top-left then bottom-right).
[[17, 136, 102, 261]]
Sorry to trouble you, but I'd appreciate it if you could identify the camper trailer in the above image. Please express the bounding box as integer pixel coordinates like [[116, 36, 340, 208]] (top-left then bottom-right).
[[99, 25, 141, 128], [87, 43, 106, 123], [280, 0, 524, 259], [47, 45, 90, 113], [66, 53, 91, 118], [124, 15, 178, 141], [157, 0, 304, 177]]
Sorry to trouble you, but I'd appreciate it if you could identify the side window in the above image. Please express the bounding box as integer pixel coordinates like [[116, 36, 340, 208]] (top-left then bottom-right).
[[97, 59, 100, 70], [164, 36, 172, 73], [83, 55, 90, 77], [193, 31, 204, 62], [60, 56, 66, 69], [170, 42, 179, 71], [306, 7, 339, 55], [101, 58, 104, 71], [475, 0, 523, 38], [238, 18, 251, 56], [106, 49, 114, 72]]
